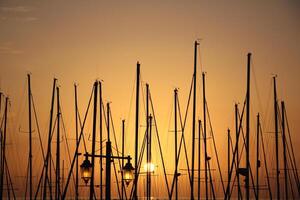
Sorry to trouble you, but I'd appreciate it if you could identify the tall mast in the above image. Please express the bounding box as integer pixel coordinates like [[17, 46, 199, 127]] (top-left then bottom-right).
[[55, 86, 61, 199], [134, 62, 140, 199], [89, 81, 98, 200], [256, 113, 260, 200], [273, 76, 280, 200], [147, 115, 153, 200], [146, 83, 150, 200], [43, 78, 57, 199], [105, 103, 112, 199], [227, 129, 231, 199], [174, 89, 178, 200], [281, 101, 288, 199], [27, 74, 33, 200], [191, 40, 199, 200], [99, 81, 103, 200], [121, 119, 125, 200], [235, 104, 241, 199], [246, 53, 251, 200], [198, 120, 201, 200], [74, 84, 79, 200], [0, 97, 8, 199], [202, 72, 208, 200]]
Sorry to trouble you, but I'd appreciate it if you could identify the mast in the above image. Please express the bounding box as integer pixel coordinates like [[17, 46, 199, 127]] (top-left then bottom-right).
[[43, 78, 57, 199], [198, 120, 201, 200], [174, 89, 178, 200], [0, 97, 8, 199], [134, 62, 140, 199], [256, 113, 260, 200], [89, 81, 98, 200], [273, 76, 280, 200], [27, 74, 33, 200], [246, 53, 251, 200], [191, 40, 199, 200], [227, 129, 231, 199], [74, 84, 79, 200], [99, 81, 103, 200], [147, 115, 153, 200], [105, 103, 112, 200], [146, 83, 150, 200], [281, 101, 288, 199], [55, 86, 61, 199], [121, 119, 125, 200], [202, 72, 208, 200]]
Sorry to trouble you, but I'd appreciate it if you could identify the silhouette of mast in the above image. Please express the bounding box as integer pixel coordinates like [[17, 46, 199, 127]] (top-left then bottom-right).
[[0, 97, 8, 199], [281, 101, 288, 199], [246, 53, 251, 200], [273, 76, 280, 200], [99, 81, 103, 200], [198, 120, 201, 200], [55, 86, 61, 199], [74, 84, 79, 200], [146, 83, 150, 200], [134, 62, 140, 199], [256, 113, 260, 200], [121, 119, 125, 200], [235, 104, 241, 199], [227, 129, 231, 199], [202, 72, 208, 200], [191, 40, 199, 200], [105, 102, 112, 200], [27, 74, 33, 200], [174, 89, 179, 200]]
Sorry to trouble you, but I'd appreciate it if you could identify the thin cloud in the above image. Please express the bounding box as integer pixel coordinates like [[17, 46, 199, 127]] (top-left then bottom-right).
[[0, 46, 23, 55], [0, 6, 33, 13]]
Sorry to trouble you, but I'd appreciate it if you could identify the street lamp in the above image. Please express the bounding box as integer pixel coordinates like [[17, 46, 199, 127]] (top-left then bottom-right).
[[80, 156, 92, 185], [123, 160, 134, 186]]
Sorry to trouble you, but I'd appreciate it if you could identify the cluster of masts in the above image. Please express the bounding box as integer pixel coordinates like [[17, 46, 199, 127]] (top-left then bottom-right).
[[0, 40, 299, 199]]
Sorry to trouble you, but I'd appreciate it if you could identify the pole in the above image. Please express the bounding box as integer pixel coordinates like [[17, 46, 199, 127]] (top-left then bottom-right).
[[281, 101, 288, 199], [174, 89, 179, 200], [43, 78, 57, 199], [202, 72, 208, 200], [0, 98, 8, 199], [256, 113, 260, 200], [198, 120, 201, 200], [74, 84, 79, 199], [146, 84, 150, 200], [27, 74, 33, 200], [134, 62, 140, 199], [246, 53, 251, 200], [89, 81, 98, 200], [227, 129, 231, 199], [235, 104, 241, 199], [99, 81, 103, 200], [122, 119, 125, 200], [191, 40, 199, 200], [56, 86, 61, 199], [148, 115, 153, 200], [273, 76, 280, 200], [105, 103, 112, 200]]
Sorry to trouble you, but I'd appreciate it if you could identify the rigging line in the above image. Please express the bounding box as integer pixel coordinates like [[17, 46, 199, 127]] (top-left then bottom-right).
[[205, 101, 226, 195], [111, 152, 122, 199], [284, 106, 300, 191], [287, 161, 295, 199], [4, 153, 16, 199], [76, 102, 88, 154], [149, 91, 171, 197], [61, 85, 94, 199], [170, 78, 193, 197], [60, 109, 76, 192], [25, 156, 29, 199]]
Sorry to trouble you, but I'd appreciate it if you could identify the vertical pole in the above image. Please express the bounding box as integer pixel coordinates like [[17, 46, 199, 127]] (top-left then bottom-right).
[[202, 72, 208, 200], [56, 86, 61, 199], [122, 120, 125, 200], [273, 76, 280, 200], [105, 103, 112, 200], [246, 53, 251, 200], [191, 40, 199, 200], [74, 84, 79, 200], [134, 62, 140, 199], [27, 74, 33, 200], [146, 84, 150, 200], [235, 104, 241, 199], [227, 129, 231, 199], [256, 113, 260, 200], [198, 120, 201, 200], [43, 78, 57, 199], [0, 98, 8, 199], [148, 115, 153, 200], [90, 81, 98, 200], [281, 101, 288, 199], [99, 81, 103, 200], [174, 89, 178, 200]]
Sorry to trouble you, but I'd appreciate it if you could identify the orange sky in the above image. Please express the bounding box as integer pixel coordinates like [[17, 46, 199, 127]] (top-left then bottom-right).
[[0, 0, 299, 198]]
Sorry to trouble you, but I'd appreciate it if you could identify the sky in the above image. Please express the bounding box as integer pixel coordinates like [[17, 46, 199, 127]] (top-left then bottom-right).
[[0, 0, 299, 198]]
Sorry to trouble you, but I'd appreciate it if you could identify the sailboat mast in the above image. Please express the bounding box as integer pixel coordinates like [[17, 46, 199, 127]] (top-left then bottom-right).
[[121, 119, 125, 200], [174, 89, 178, 200], [281, 101, 288, 199], [198, 120, 201, 200], [134, 62, 140, 199], [227, 129, 231, 199], [246, 53, 251, 200], [55, 86, 61, 199], [74, 84, 79, 200], [146, 83, 150, 200], [256, 113, 260, 200], [235, 104, 241, 199], [273, 76, 280, 200], [99, 81, 103, 200], [27, 74, 33, 200], [202, 72, 208, 200], [0, 97, 8, 199], [191, 40, 199, 200]]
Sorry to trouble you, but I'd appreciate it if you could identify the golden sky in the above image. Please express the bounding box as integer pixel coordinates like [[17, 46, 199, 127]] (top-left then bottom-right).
[[0, 0, 299, 198]]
